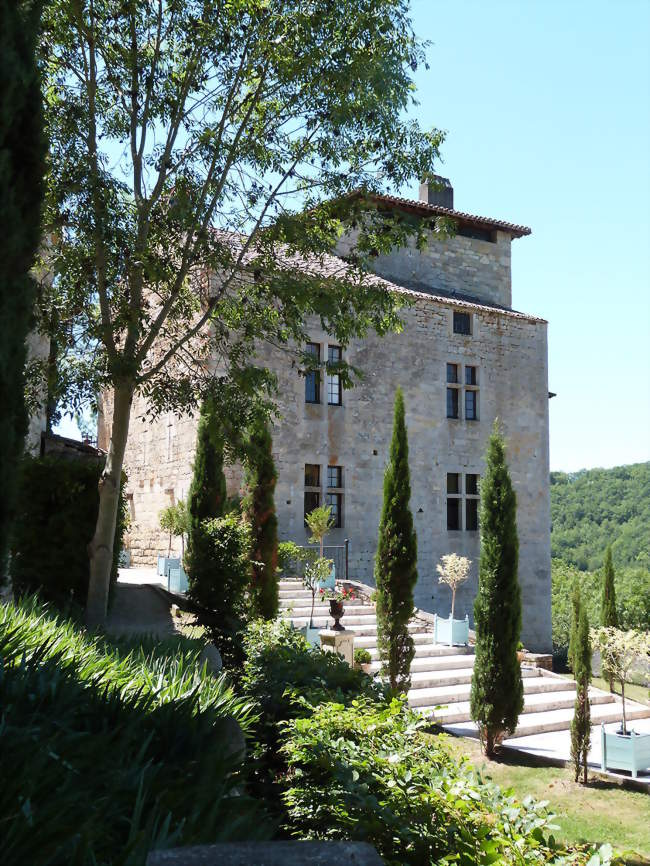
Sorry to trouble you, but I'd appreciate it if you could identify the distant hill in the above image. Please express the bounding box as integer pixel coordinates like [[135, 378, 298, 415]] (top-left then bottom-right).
[[550, 462, 650, 572]]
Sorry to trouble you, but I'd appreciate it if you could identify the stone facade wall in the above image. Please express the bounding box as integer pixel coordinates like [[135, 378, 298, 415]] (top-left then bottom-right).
[[336, 228, 512, 307], [99, 228, 552, 651]]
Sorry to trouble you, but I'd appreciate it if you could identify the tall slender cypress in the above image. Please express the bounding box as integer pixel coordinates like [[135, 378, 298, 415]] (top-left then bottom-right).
[[600, 545, 617, 691], [470, 424, 524, 756], [570, 597, 592, 784], [375, 388, 417, 693], [567, 577, 581, 673], [244, 419, 279, 620], [0, 0, 45, 578]]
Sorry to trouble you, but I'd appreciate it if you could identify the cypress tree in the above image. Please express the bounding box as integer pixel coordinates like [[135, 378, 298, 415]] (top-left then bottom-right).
[[600, 545, 617, 691], [374, 387, 417, 693], [244, 419, 279, 620], [567, 577, 581, 674], [470, 424, 524, 756], [0, 0, 45, 578], [570, 600, 592, 784]]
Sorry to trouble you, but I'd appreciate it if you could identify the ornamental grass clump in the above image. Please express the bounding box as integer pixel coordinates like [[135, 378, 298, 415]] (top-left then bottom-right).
[[0, 597, 270, 864]]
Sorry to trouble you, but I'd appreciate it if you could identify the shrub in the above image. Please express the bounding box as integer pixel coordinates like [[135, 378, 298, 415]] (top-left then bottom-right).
[[277, 540, 315, 576], [0, 597, 270, 865], [281, 697, 604, 866], [187, 513, 252, 668], [354, 647, 371, 665], [375, 387, 417, 692], [470, 424, 524, 756], [10, 456, 127, 607]]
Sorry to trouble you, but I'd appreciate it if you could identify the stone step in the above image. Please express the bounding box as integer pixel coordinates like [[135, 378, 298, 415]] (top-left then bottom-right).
[[508, 697, 650, 738], [369, 652, 475, 674], [281, 603, 376, 617], [278, 580, 305, 590], [289, 618, 427, 637], [427, 689, 615, 726], [353, 632, 440, 651], [408, 667, 541, 706], [279, 590, 312, 600], [289, 612, 377, 627], [410, 674, 575, 715]]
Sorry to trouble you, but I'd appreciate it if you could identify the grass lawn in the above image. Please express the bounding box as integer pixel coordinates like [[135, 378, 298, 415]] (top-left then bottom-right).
[[443, 735, 650, 863]]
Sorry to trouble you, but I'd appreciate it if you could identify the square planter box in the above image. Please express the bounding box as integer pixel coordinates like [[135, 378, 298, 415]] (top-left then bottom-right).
[[167, 564, 188, 594], [317, 563, 336, 591], [434, 614, 469, 647], [158, 555, 180, 577], [301, 625, 321, 647], [601, 725, 650, 778]]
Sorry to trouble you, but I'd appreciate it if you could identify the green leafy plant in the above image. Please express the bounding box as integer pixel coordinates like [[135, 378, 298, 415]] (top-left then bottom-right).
[[305, 557, 334, 627], [591, 627, 650, 734], [11, 456, 127, 608], [570, 587, 592, 784], [600, 546, 618, 691], [354, 647, 371, 666], [277, 541, 316, 576], [470, 423, 524, 756], [374, 387, 417, 693], [305, 504, 334, 558], [159, 499, 189, 558]]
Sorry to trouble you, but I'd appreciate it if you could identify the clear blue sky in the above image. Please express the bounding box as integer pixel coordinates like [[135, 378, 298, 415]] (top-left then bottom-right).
[[405, 0, 650, 472], [57, 0, 650, 472]]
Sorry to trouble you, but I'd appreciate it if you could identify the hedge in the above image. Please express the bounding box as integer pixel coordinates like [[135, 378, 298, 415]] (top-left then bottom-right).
[[10, 455, 128, 607]]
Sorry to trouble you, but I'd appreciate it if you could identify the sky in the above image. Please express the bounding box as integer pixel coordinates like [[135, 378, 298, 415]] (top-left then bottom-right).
[[57, 0, 650, 473], [405, 0, 650, 472]]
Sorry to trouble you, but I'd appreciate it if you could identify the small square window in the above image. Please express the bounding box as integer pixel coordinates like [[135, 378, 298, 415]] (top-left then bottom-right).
[[305, 343, 320, 404], [304, 491, 320, 524], [465, 390, 478, 421], [304, 464, 320, 488], [327, 345, 342, 405], [447, 498, 461, 531], [326, 492, 342, 528], [453, 311, 471, 335], [447, 473, 461, 495], [447, 387, 459, 419], [466, 498, 479, 531], [327, 465, 342, 488], [466, 473, 480, 496], [446, 363, 459, 384], [465, 365, 477, 386]]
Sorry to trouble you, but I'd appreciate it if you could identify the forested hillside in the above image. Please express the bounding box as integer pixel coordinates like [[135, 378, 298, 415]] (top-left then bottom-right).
[[549, 462, 650, 657], [550, 462, 650, 571]]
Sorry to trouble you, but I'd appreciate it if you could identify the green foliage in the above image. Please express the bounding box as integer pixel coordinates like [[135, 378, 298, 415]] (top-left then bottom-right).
[[0, 0, 46, 577], [0, 597, 270, 865], [244, 419, 279, 620], [10, 456, 126, 607], [551, 559, 649, 663], [470, 425, 524, 755], [550, 463, 650, 571], [187, 514, 252, 669], [305, 503, 334, 556], [354, 647, 371, 665], [159, 499, 189, 556], [570, 596, 592, 784], [600, 546, 618, 628], [281, 697, 603, 866], [187, 398, 227, 539], [277, 540, 316, 575], [374, 387, 417, 692], [567, 578, 581, 674]]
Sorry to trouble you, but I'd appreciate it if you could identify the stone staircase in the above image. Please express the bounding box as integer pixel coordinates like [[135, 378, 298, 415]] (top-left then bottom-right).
[[279, 579, 650, 738]]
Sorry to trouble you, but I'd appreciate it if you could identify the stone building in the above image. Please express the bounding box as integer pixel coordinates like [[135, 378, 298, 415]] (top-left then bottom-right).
[[99, 180, 553, 651]]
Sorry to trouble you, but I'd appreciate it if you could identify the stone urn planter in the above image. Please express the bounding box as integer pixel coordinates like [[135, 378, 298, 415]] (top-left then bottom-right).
[[433, 613, 469, 647], [329, 599, 345, 630], [601, 725, 650, 778]]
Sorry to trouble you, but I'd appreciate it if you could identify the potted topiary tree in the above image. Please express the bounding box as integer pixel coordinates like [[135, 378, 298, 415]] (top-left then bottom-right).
[[305, 504, 335, 589], [354, 647, 372, 674], [434, 553, 471, 646], [303, 556, 334, 644], [592, 627, 650, 778]]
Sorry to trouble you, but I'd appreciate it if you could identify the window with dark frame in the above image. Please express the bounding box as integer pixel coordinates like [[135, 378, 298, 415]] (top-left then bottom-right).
[[465, 365, 477, 386], [446, 472, 480, 532], [453, 311, 471, 335], [447, 387, 459, 419], [326, 492, 342, 527], [465, 498, 479, 531], [327, 465, 342, 489], [304, 491, 320, 523], [446, 362, 459, 383], [304, 462, 321, 525], [305, 342, 320, 403], [327, 345, 342, 405], [305, 464, 320, 488], [465, 389, 478, 421], [447, 499, 461, 531]]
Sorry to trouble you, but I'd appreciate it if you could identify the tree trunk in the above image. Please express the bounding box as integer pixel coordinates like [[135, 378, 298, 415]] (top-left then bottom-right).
[[451, 587, 455, 621], [85, 382, 133, 627], [621, 681, 627, 735]]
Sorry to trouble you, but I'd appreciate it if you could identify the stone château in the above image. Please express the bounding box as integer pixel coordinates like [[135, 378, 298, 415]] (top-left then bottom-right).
[[98, 179, 553, 651]]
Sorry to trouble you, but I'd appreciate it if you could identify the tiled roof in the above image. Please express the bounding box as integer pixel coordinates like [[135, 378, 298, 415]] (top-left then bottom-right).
[[361, 192, 532, 239]]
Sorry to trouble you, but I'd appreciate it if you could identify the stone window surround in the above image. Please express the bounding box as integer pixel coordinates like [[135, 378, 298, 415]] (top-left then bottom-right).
[[303, 461, 344, 528], [446, 470, 481, 533], [446, 362, 480, 422]]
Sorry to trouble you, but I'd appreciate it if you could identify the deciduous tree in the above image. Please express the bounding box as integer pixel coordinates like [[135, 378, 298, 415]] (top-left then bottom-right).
[[0, 0, 45, 577], [470, 424, 524, 756], [375, 387, 417, 693], [40, 0, 443, 624]]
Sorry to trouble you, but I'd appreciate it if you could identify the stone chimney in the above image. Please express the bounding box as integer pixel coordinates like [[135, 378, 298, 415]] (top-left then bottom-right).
[[418, 175, 454, 210]]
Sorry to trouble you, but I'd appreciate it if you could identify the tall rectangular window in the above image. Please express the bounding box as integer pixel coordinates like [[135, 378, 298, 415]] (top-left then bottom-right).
[[304, 491, 320, 523], [447, 472, 462, 530], [305, 342, 320, 404], [453, 311, 471, 335], [304, 463, 321, 525], [327, 345, 342, 405], [327, 465, 342, 489], [326, 492, 342, 527], [465, 499, 478, 531], [305, 464, 320, 488], [447, 387, 459, 419], [446, 362, 459, 383], [465, 389, 478, 421], [447, 472, 480, 532], [465, 365, 477, 386]]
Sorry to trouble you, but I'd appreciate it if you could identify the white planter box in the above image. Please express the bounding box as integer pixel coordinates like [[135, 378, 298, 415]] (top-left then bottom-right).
[[434, 614, 469, 647], [303, 625, 321, 647], [158, 555, 180, 577], [601, 725, 650, 778]]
